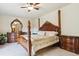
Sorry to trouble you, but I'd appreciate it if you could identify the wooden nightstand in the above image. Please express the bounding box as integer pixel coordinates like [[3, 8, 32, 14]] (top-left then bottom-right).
[[7, 32, 17, 43], [59, 35, 79, 54]]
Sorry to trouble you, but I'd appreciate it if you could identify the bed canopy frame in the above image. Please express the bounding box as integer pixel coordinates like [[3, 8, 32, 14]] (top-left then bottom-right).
[[17, 10, 61, 56], [27, 10, 61, 56]]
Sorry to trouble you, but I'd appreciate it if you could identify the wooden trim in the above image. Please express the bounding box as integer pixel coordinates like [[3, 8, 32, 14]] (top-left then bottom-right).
[[28, 20, 32, 56], [60, 35, 79, 38], [58, 10, 61, 36]]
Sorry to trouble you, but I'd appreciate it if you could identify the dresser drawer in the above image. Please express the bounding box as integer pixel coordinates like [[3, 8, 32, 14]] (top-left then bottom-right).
[[7, 32, 16, 43], [60, 35, 79, 54], [66, 46, 75, 52]]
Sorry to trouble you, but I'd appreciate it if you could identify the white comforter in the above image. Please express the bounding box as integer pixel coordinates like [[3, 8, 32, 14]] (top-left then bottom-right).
[[21, 35, 59, 55]]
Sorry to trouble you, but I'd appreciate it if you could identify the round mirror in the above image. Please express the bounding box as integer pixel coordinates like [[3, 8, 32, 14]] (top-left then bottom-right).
[[11, 19, 23, 34]]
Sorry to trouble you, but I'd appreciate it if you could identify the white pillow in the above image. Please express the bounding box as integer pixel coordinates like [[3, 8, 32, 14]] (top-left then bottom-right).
[[46, 31, 58, 36], [31, 28, 38, 34], [38, 31, 45, 36]]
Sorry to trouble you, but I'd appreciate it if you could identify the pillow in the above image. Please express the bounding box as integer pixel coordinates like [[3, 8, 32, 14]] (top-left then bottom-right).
[[38, 31, 45, 36], [46, 31, 58, 36], [31, 28, 38, 35]]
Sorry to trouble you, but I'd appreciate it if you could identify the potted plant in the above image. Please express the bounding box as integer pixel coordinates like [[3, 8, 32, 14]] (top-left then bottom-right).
[[0, 33, 7, 45]]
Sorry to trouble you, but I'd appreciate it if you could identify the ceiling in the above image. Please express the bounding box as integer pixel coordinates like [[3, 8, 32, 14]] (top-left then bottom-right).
[[0, 3, 69, 19]]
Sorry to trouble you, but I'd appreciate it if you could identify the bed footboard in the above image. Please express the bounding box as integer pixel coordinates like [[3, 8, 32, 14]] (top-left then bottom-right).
[[16, 36, 28, 52]]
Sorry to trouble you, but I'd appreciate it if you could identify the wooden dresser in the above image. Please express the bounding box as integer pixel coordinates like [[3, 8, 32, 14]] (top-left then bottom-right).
[[7, 32, 17, 43], [59, 35, 79, 54]]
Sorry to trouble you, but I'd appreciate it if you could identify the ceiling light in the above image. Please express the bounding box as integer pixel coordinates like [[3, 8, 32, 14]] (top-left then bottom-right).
[[21, 3, 40, 12], [28, 6, 33, 10]]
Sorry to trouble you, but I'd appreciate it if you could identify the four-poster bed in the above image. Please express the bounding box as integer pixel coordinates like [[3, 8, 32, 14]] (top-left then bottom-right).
[[16, 10, 61, 56]]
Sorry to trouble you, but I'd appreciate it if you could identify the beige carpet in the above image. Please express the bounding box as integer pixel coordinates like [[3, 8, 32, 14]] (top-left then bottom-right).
[[0, 43, 78, 56], [36, 47, 78, 56]]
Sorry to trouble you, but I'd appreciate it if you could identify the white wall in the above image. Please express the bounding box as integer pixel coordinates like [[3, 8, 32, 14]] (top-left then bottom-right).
[[0, 16, 33, 33], [1, 4, 79, 36], [33, 4, 79, 36], [33, 10, 58, 30], [61, 4, 79, 36]]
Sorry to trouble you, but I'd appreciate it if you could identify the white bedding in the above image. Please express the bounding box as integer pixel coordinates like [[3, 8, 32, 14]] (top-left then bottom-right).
[[19, 35, 59, 55]]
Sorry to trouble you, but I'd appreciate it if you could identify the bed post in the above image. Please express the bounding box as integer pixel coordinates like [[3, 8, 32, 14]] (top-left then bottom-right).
[[28, 20, 32, 56], [38, 18, 40, 29], [58, 10, 62, 48], [58, 10, 61, 36]]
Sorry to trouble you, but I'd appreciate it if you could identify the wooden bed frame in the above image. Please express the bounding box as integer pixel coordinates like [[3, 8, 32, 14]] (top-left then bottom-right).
[[17, 10, 61, 56]]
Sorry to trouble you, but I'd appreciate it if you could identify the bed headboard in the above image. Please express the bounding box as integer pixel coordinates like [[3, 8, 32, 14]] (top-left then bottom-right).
[[39, 21, 59, 32], [38, 10, 61, 36]]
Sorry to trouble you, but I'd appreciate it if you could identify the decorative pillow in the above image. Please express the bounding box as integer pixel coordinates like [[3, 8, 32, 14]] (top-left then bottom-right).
[[46, 31, 58, 36]]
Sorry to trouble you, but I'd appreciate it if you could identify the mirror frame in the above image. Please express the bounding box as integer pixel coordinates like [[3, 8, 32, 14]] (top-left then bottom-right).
[[11, 18, 23, 33]]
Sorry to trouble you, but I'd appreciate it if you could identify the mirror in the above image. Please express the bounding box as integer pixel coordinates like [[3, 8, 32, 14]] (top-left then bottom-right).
[[11, 19, 23, 35]]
